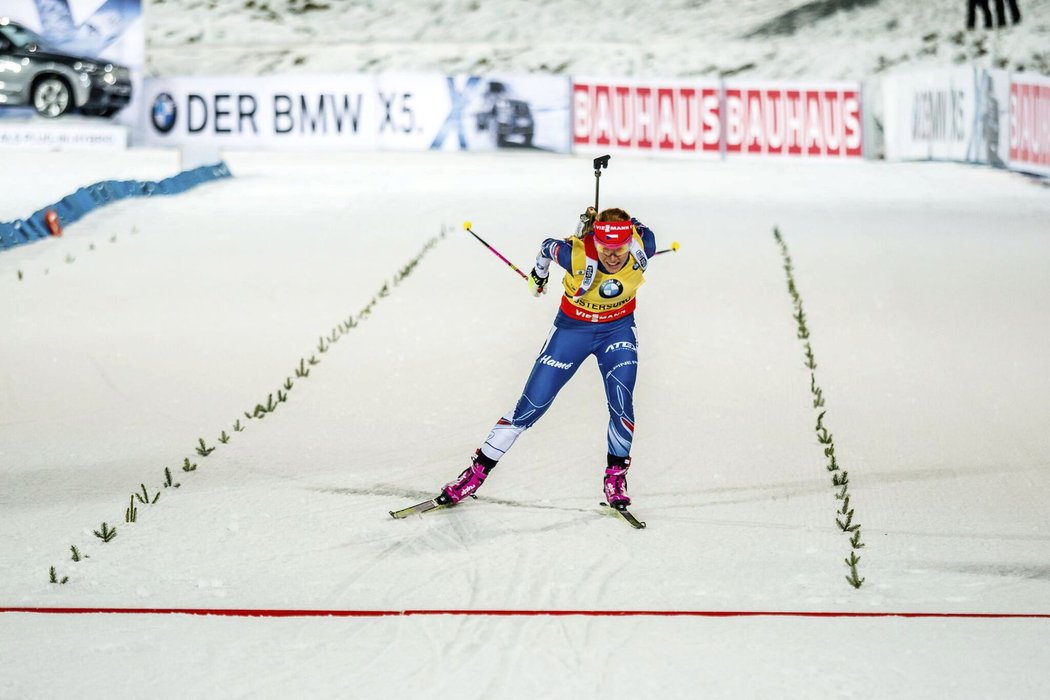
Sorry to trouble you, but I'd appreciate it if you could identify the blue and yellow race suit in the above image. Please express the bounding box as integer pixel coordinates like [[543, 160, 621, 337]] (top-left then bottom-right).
[[480, 218, 658, 461]]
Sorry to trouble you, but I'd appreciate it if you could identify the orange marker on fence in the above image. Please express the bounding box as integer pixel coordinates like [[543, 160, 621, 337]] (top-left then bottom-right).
[[44, 210, 62, 237]]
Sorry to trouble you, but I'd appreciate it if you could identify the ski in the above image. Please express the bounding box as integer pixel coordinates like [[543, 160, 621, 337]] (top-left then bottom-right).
[[389, 493, 456, 519], [601, 502, 646, 529]]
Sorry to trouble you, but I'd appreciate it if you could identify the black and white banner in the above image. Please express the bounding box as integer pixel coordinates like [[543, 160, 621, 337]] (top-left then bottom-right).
[[141, 73, 570, 152], [883, 68, 1010, 165]]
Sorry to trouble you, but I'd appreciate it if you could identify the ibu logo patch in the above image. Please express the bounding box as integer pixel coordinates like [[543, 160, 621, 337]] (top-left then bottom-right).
[[599, 279, 624, 298]]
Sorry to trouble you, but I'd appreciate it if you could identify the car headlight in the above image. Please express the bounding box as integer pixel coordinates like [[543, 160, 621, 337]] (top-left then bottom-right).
[[102, 72, 116, 85], [74, 61, 99, 73]]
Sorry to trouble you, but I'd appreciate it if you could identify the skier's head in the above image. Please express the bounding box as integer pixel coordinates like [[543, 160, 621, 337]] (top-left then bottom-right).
[[592, 208, 633, 273], [593, 208, 632, 247]]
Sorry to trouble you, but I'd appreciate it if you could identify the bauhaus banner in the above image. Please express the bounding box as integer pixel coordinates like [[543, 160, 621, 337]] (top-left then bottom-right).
[[1009, 74, 1050, 176], [573, 77, 863, 159]]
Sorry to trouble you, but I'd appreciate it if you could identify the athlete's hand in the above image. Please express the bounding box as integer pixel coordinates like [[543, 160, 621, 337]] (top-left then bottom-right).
[[529, 268, 549, 297]]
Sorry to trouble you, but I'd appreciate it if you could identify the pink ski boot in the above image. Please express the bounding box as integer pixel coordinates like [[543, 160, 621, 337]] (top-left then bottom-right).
[[603, 456, 632, 508], [441, 450, 493, 504]]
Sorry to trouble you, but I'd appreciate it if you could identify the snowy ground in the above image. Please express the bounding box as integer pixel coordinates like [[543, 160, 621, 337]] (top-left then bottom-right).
[[145, 0, 1050, 79], [2, 149, 1050, 697]]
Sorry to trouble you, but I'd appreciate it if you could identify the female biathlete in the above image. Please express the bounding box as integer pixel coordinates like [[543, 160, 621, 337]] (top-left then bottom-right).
[[438, 206, 658, 509]]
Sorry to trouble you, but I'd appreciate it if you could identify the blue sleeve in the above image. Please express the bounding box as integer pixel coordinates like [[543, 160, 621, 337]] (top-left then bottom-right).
[[539, 238, 574, 271], [632, 218, 658, 258]]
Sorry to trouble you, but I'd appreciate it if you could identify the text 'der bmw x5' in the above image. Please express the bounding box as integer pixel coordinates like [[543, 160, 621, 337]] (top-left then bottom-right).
[[0, 17, 132, 118]]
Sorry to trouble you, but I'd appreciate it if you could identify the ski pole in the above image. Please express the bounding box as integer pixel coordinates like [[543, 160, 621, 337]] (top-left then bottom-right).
[[463, 221, 529, 280], [593, 154, 610, 211], [653, 241, 681, 257]]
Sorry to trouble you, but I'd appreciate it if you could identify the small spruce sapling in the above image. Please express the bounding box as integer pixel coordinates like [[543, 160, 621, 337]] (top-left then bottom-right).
[[218, 430, 230, 444], [71, 545, 81, 562], [164, 466, 180, 488], [94, 522, 117, 542], [197, 438, 215, 456], [837, 509, 858, 533], [845, 552, 865, 588], [182, 458, 197, 472]]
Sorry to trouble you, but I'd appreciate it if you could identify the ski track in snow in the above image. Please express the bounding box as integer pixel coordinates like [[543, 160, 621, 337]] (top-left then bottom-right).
[[1, 149, 1050, 696]]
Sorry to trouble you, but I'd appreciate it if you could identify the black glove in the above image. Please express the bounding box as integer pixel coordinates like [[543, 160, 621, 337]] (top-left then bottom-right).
[[529, 268, 549, 297]]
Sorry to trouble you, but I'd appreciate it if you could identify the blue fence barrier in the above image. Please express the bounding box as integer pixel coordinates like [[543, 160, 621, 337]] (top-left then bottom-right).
[[0, 162, 233, 252]]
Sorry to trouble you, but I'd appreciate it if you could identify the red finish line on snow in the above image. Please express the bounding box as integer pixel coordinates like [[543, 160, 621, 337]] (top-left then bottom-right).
[[2, 607, 1049, 619]]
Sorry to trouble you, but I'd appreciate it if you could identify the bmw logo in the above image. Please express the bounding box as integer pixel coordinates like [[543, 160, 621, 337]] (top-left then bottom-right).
[[599, 279, 624, 298], [151, 93, 177, 133]]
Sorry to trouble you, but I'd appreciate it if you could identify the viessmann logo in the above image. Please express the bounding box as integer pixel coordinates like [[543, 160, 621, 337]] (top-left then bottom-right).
[[152, 93, 177, 134]]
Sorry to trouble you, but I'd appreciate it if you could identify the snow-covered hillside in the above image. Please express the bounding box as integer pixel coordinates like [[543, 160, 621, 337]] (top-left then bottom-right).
[[145, 0, 1050, 79]]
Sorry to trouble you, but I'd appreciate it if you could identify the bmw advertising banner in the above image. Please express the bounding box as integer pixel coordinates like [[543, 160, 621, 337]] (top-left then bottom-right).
[[142, 73, 571, 152], [0, 0, 143, 127]]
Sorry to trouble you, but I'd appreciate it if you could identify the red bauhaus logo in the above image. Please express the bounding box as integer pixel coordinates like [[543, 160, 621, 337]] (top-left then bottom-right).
[[1009, 79, 1050, 172], [573, 81, 722, 153], [723, 85, 862, 157], [573, 78, 863, 159]]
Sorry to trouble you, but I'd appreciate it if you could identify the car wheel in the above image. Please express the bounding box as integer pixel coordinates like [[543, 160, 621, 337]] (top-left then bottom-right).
[[33, 77, 72, 118]]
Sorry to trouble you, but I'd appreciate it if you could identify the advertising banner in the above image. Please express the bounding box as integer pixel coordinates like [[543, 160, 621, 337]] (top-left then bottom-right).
[[573, 77, 862, 158], [1008, 74, 1050, 176], [143, 74, 380, 149], [882, 67, 1009, 165], [141, 73, 571, 152], [722, 80, 863, 158], [572, 77, 722, 157], [0, 0, 143, 128], [432, 74, 571, 153]]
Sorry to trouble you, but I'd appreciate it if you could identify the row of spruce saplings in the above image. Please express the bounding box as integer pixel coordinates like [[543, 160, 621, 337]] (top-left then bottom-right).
[[48, 230, 446, 584], [773, 227, 865, 590]]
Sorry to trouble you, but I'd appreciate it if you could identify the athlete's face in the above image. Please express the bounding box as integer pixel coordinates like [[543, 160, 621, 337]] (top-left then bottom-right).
[[596, 242, 629, 273]]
